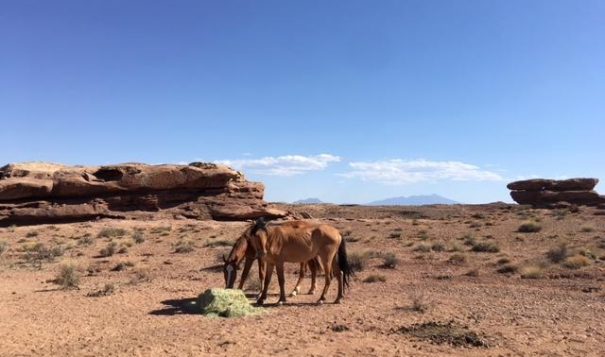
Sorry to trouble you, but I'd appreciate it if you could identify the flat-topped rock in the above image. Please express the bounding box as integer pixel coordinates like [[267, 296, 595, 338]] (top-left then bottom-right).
[[0, 162, 287, 225], [507, 178, 599, 192]]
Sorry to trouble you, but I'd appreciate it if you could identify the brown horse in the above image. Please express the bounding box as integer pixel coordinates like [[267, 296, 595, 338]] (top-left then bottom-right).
[[223, 234, 320, 296], [244, 218, 353, 305]]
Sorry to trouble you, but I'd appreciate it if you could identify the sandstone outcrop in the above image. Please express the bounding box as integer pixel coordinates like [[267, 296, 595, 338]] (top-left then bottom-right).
[[0, 162, 287, 226], [507, 178, 604, 207]]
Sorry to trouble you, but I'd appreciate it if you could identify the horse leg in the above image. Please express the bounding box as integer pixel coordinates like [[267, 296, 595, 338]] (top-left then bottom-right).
[[237, 256, 254, 290], [290, 262, 306, 296], [317, 253, 333, 304], [257, 262, 274, 306], [257, 258, 266, 297], [276, 262, 287, 304], [308, 258, 318, 295], [332, 257, 344, 304]]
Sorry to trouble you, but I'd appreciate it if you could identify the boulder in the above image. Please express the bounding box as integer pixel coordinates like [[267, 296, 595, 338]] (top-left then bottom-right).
[[507, 178, 598, 192], [510, 190, 602, 205], [197, 288, 262, 318], [0, 162, 287, 226]]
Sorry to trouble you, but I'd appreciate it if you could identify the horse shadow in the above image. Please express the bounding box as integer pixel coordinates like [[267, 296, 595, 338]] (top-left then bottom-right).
[[149, 297, 199, 316]]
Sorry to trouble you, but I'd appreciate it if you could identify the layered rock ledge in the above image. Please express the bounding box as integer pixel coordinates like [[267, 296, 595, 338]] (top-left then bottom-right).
[[0, 162, 286, 226], [507, 178, 605, 207]]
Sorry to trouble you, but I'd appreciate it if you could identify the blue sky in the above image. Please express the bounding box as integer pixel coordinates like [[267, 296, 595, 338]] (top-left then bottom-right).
[[2, 1, 604, 203]]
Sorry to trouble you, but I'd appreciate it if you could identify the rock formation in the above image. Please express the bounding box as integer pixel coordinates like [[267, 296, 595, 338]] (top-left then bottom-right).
[[0, 162, 287, 226], [507, 178, 605, 207]]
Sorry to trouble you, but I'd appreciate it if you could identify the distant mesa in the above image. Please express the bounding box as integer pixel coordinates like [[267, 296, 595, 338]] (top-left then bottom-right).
[[0, 162, 287, 226], [368, 194, 458, 206], [507, 178, 605, 207], [292, 198, 324, 205]]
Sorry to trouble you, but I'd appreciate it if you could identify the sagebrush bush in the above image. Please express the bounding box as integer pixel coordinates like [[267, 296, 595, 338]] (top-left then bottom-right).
[[54, 264, 80, 289], [381, 253, 399, 269], [97, 227, 127, 239], [471, 242, 500, 253], [99, 241, 118, 257], [546, 244, 568, 263], [348, 251, 368, 271], [448, 253, 466, 265], [518, 221, 542, 233], [174, 240, 195, 253]]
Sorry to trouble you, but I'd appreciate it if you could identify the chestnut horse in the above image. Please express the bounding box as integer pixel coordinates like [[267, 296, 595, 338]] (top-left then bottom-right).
[[223, 234, 320, 296], [243, 218, 353, 305]]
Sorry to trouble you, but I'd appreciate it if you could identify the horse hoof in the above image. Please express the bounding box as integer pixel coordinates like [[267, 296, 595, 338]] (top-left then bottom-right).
[[334, 299, 343, 304], [307, 290, 315, 295], [317, 300, 324, 305], [290, 290, 297, 297], [278, 300, 285, 306]]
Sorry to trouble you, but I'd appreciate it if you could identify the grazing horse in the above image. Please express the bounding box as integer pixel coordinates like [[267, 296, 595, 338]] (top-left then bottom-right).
[[244, 218, 353, 305], [223, 234, 320, 296]]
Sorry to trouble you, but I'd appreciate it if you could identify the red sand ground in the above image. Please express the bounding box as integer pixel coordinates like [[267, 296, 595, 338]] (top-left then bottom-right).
[[1, 204, 604, 356]]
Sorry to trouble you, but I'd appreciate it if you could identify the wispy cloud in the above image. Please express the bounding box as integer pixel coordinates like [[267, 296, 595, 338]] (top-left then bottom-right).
[[217, 154, 341, 176], [341, 159, 503, 184]]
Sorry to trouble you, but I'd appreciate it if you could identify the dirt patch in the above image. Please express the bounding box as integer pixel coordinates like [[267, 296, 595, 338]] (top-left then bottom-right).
[[396, 321, 489, 347]]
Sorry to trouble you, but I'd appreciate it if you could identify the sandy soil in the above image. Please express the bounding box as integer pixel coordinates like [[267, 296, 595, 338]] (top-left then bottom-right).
[[1, 204, 604, 356]]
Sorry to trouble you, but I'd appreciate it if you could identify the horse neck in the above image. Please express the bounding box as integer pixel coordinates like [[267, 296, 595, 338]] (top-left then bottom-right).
[[228, 237, 248, 264]]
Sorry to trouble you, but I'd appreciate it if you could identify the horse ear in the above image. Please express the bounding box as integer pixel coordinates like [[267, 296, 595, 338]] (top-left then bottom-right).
[[252, 217, 267, 234]]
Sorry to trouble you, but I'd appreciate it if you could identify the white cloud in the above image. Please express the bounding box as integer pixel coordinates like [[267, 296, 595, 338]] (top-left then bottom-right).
[[217, 154, 341, 176], [341, 159, 503, 184]]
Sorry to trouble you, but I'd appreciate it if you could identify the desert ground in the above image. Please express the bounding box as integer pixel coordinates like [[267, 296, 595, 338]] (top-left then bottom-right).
[[1, 203, 604, 356]]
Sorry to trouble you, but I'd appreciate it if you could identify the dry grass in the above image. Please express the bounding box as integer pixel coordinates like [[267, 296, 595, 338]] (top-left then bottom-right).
[[471, 241, 500, 253], [520, 265, 544, 279], [562, 255, 591, 269], [97, 227, 127, 239], [363, 274, 386, 283], [546, 243, 569, 263], [174, 240, 195, 253], [99, 241, 118, 257], [348, 251, 369, 271], [447, 253, 466, 265]]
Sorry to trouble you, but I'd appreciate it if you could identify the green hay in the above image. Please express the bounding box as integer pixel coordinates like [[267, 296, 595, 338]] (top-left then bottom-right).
[[197, 288, 263, 318]]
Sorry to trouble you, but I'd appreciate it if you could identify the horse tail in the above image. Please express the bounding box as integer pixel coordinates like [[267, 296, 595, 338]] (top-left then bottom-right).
[[337, 236, 354, 290]]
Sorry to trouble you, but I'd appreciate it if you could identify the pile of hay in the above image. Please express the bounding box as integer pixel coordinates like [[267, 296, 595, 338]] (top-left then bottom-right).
[[197, 288, 262, 318]]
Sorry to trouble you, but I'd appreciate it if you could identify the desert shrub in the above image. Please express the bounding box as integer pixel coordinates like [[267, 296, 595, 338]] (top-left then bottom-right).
[[520, 266, 544, 279], [87, 283, 115, 297], [99, 241, 118, 257], [409, 291, 430, 313], [97, 227, 127, 239], [496, 257, 510, 265], [431, 242, 446, 252], [26, 230, 39, 238], [204, 239, 231, 248], [150, 226, 172, 235], [117, 244, 128, 254], [471, 213, 485, 219], [518, 221, 542, 233], [24, 243, 63, 266], [546, 244, 568, 263], [0, 240, 8, 256], [174, 240, 195, 253], [381, 253, 399, 269], [413, 243, 431, 253], [77, 235, 93, 246], [418, 230, 429, 240], [412, 219, 419, 226], [462, 234, 476, 246], [496, 264, 518, 274], [363, 274, 386, 283], [580, 226, 594, 233], [54, 264, 80, 289], [348, 251, 368, 272], [465, 269, 480, 277], [111, 261, 135, 271], [448, 243, 464, 252], [471, 242, 500, 253], [469, 222, 481, 228], [129, 269, 153, 284], [448, 253, 466, 265], [562, 255, 591, 269], [388, 232, 402, 239], [578, 249, 597, 260], [132, 231, 145, 244]]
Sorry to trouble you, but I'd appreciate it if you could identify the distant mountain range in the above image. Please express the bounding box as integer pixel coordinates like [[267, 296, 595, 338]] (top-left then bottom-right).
[[368, 194, 458, 206], [292, 198, 324, 204], [292, 194, 458, 205]]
